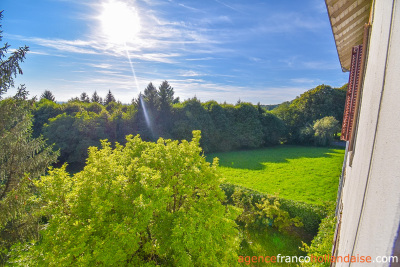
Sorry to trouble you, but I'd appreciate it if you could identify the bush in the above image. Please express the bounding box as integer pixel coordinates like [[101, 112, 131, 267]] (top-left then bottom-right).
[[301, 204, 336, 266], [221, 184, 326, 235]]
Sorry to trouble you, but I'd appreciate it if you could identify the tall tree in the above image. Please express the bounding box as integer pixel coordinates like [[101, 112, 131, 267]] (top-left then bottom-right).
[[104, 90, 116, 105], [143, 82, 158, 114], [0, 12, 58, 264], [157, 80, 174, 111], [156, 81, 174, 137], [91, 91, 101, 104], [0, 11, 29, 98], [40, 90, 56, 102], [80, 92, 90, 103]]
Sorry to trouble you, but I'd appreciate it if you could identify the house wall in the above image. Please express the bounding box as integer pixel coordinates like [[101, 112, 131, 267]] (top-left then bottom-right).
[[336, 0, 400, 265]]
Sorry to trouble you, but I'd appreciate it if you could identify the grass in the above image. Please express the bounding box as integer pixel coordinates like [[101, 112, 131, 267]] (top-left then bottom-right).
[[238, 227, 306, 266], [208, 145, 345, 205]]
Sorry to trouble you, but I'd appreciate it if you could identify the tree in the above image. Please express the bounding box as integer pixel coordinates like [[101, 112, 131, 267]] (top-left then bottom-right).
[[156, 81, 175, 137], [91, 91, 101, 104], [233, 103, 264, 149], [40, 90, 56, 102], [143, 82, 158, 111], [0, 99, 58, 263], [43, 111, 109, 164], [104, 90, 116, 105], [259, 112, 286, 146], [0, 11, 29, 98], [272, 85, 346, 144], [80, 92, 90, 103], [68, 96, 80, 102], [171, 98, 215, 152], [0, 12, 58, 263], [32, 98, 62, 137], [157, 80, 174, 111], [313, 116, 339, 146], [12, 131, 240, 266]]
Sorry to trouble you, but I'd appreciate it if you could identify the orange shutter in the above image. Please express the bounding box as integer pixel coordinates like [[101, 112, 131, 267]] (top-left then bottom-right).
[[341, 45, 363, 141]]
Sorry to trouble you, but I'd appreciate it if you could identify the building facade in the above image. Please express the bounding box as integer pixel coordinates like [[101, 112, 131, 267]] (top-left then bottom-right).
[[326, 0, 400, 266]]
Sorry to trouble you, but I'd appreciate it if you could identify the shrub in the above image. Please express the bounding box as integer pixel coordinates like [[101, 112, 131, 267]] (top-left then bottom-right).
[[221, 184, 326, 234], [301, 204, 336, 266]]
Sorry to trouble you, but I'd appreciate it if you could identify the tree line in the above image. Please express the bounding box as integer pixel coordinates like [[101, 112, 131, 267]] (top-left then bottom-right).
[[33, 82, 346, 168]]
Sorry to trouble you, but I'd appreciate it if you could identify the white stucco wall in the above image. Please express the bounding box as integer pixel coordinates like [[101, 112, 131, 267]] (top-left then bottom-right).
[[336, 0, 400, 266]]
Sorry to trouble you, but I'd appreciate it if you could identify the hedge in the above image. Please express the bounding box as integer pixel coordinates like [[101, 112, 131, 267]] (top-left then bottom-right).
[[220, 183, 327, 235]]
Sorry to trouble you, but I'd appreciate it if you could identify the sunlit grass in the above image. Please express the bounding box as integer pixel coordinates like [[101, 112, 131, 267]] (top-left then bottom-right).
[[208, 145, 345, 205]]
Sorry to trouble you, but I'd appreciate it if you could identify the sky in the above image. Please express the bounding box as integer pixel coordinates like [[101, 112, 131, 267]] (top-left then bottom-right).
[[1, 0, 348, 104]]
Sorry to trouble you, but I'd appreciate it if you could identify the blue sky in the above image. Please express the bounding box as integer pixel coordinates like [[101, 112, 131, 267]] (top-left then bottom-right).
[[1, 0, 348, 104]]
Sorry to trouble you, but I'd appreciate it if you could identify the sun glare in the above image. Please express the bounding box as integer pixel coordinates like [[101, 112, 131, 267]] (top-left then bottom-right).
[[99, 0, 141, 44]]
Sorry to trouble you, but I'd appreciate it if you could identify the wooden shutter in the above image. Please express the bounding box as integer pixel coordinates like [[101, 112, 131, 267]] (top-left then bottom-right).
[[341, 45, 363, 141]]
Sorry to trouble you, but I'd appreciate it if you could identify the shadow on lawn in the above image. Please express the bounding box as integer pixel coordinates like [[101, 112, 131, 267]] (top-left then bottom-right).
[[207, 145, 344, 170]]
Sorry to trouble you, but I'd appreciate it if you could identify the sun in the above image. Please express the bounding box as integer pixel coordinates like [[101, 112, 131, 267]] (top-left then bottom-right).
[[99, 0, 141, 44]]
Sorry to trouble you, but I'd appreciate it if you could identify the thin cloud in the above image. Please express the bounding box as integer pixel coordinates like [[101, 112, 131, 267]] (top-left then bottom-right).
[[291, 78, 315, 84], [302, 61, 337, 70], [214, 0, 244, 14]]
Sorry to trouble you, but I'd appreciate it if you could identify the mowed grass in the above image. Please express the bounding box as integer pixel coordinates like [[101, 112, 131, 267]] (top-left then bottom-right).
[[208, 145, 345, 205]]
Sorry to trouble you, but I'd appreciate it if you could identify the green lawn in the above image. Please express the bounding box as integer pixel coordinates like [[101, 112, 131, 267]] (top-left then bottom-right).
[[238, 227, 306, 266], [208, 145, 345, 205]]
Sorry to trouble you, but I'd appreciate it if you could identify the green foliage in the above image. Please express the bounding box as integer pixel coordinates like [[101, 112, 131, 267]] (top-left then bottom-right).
[[0, 15, 58, 263], [222, 184, 325, 235], [210, 146, 344, 205], [86, 101, 104, 114], [172, 98, 215, 152], [273, 85, 346, 144], [40, 90, 56, 102], [313, 116, 339, 146], [156, 80, 175, 137], [143, 82, 158, 116], [0, 98, 59, 264], [32, 98, 62, 137], [301, 205, 336, 266], [12, 131, 240, 266], [29, 82, 344, 171], [63, 101, 84, 115], [80, 92, 90, 103], [232, 103, 264, 149], [0, 11, 29, 97], [260, 112, 286, 146], [256, 198, 303, 232], [43, 111, 109, 164], [239, 227, 305, 267], [90, 91, 102, 104], [104, 89, 116, 105], [230, 188, 303, 234]]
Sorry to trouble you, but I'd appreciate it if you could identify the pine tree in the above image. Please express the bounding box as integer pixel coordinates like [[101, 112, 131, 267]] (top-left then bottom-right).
[[40, 90, 56, 102], [0, 11, 29, 98], [80, 92, 90, 103], [104, 90, 116, 105], [0, 12, 58, 263], [157, 80, 174, 112], [91, 91, 101, 104], [143, 82, 158, 112], [156, 81, 175, 137], [143, 82, 158, 128]]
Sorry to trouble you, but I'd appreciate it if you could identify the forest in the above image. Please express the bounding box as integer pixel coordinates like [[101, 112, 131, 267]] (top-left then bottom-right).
[[1, 10, 346, 266]]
